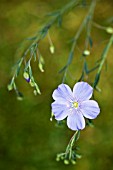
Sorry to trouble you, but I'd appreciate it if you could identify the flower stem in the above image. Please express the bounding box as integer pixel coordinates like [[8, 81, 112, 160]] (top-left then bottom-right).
[[93, 34, 113, 88], [65, 130, 80, 160], [56, 130, 81, 163], [62, 0, 97, 83], [8, 0, 81, 95], [97, 34, 113, 74]]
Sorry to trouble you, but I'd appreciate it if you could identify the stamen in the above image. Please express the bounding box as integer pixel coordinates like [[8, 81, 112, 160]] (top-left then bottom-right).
[[72, 102, 79, 108]]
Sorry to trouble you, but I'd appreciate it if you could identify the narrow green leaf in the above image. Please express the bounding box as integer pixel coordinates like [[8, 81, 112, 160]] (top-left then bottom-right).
[[93, 73, 100, 88], [46, 11, 59, 17], [105, 60, 108, 71], [88, 36, 93, 47], [78, 71, 84, 81], [96, 58, 102, 64], [84, 61, 89, 74], [67, 51, 74, 65], [57, 15, 62, 27], [16, 65, 21, 77], [82, 0, 86, 6], [35, 83, 41, 94], [40, 27, 48, 39], [95, 86, 101, 92], [59, 65, 67, 73], [26, 36, 37, 40], [87, 64, 99, 73], [28, 65, 33, 78], [86, 119, 94, 127], [24, 60, 30, 72]]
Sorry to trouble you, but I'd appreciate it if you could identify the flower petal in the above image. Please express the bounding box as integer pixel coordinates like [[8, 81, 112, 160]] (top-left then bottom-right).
[[67, 110, 85, 130], [52, 84, 73, 101], [73, 82, 93, 102], [51, 101, 70, 120], [80, 100, 100, 119]]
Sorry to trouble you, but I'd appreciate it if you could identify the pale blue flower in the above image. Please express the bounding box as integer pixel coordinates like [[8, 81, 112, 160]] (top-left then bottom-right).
[[51, 82, 100, 131]]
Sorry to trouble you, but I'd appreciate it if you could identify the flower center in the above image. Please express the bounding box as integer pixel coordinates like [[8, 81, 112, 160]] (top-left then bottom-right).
[[72, 101, 79, 108]]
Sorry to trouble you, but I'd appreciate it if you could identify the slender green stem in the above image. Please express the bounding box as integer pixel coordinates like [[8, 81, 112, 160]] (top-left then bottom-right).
[[92, 22, 107, 30], [65, 130, 80, 159], [62, 0, 97, 83], [97, 34, 113, 74], [60, 0, 80, 15], [85, 0, 96, 49], [21, 0, 80, 60], [9, 0, 81, 93], [93, 34, 113, 88], [12, 0, 80, 79]]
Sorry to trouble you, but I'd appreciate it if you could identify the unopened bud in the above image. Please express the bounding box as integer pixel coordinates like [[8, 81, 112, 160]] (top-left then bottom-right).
[[7, 84, 13, 91], [56, 157, 60, 162], [50, 112, 54, 121], [50, 117, 52, 121], [83, 50, 90, 56], [76, 154, 82, 159], [33, 89, 37, 96], [64, 160, 69, 165], [17, 92, 23, 101], [17, 96, 23, 101], [106, 27, 113, 34], [29, 80, 35, 87], [7, 78, 14, 91], [38, 62, 44, 72], [71, 160, 76, 165], [23, 72, 29, 79], [50, 45, 55, 54], [35, 83, 41, 95]]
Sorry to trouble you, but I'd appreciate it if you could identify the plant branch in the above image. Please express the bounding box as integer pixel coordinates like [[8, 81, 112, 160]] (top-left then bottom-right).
[[61, 0, 97, 83], [93, 34, 113, 87]]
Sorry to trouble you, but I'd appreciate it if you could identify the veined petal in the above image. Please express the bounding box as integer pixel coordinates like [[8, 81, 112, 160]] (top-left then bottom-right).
[[73, 82, 93, 102], [51, 102, 70, 120], [52, 98, 68, 105], [67, 110, 85, 130], [52, 84, 73, 101], [80, 100, 100, 119]]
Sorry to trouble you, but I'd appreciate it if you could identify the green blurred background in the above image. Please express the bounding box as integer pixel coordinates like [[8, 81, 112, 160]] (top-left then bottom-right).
[[0, 0, 113, 170]]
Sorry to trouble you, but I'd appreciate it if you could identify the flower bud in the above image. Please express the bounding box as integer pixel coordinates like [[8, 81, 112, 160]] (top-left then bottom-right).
[[23, 72, 29, 79], [7, 84, 13, 91], [17, 92, 23, 101], [38, 62, 44, 72], [76, 154, 82, 159], [35, 83, 41, 94], [17, 96, 23, 101], [23, 72, 30, 82], [71, 160, 76, 165], [106, 27, 113, 34], [29, 80, 35, 87], [64, 159, 69, 165], [33, 89, 37, 96], [50, 45, 55, 54], [50, 112, 54, 121], [83, 50, 90, 56], [7, 78, 14, 91], [56, 157, 60, 162]]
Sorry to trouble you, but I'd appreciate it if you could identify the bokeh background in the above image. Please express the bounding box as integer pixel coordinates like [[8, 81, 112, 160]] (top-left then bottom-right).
[[0, 0, 113, 170]]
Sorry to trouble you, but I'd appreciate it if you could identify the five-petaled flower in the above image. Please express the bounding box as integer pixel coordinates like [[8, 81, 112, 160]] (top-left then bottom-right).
[[51, 82, 100, 131]]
